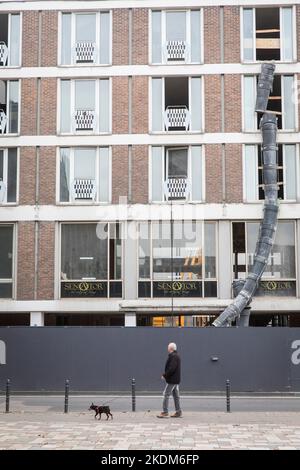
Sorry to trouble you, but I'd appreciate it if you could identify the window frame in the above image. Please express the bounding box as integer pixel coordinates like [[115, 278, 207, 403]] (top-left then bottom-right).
[[0, 79, 20, 135], [240, 5, 297, 63], [59, 221, 123, 299], [149, 8, 203, 65], [137, 220, 218, 299], [57, 146, 112, 204], [0, 12, 22, 68], [0, 147, 19, 204], [0, 223, 16, 299], [58, 10, 112, 66], [149, 145, 205, 203], [57, 78, 112, 135]]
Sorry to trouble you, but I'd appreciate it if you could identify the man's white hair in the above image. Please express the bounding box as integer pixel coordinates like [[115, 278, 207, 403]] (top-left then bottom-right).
[[168, 342, 177, 351]]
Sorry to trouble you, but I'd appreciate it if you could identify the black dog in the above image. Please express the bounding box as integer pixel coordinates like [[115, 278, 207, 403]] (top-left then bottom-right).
[[89, 403, 113, 420]]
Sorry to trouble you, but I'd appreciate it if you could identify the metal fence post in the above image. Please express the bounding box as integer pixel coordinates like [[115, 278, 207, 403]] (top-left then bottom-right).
[[64, 379, 69, 414], [5, 379, 10, 413], [226, 379, 231, 413], [131, 378, 136, 412]]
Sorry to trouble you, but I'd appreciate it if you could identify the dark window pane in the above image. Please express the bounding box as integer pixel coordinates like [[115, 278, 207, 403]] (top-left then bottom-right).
[[7, 148, 17, 202], [204, 281, 218, 298], [0, 283, 12, 298], [0, 226, 13, 278], [138, 281, 151, 298], [109, 281, 122, 298]]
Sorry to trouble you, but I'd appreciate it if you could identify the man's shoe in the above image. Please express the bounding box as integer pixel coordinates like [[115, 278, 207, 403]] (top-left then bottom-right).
[[157, 412, 169, 418], [170, 411, 182, 418]]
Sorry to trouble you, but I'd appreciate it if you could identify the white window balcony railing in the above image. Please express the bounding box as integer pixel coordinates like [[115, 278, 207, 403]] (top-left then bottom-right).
[[0, 42, 8, 66], [0, 109, 8, 134], [163, 176, 191, 201], [71, 179, 97, 201], [74, 41, 97, 63], [73, 109, 96, 131], [164, 106, 190, 131], [164, 40, 188, 62]]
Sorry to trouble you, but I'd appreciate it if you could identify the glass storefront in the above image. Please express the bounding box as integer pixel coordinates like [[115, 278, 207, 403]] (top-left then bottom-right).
[[60, 223, 122, 298], [136, 313, 217, 327], [138, 221, 217, 298]]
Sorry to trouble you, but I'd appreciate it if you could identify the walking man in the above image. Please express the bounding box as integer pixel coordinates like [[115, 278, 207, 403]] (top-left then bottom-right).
[[157, 342, 182, 418]]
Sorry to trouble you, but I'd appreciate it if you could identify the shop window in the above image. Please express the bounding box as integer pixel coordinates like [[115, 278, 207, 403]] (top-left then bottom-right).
[[0, 13, 21, 67], [151, 76, 202, 132], [60, 11, 111, 65], [232, 221, 296, 297], [60, 223, 122, 298], [59, 147, 111, 203], [138, 221, 217, 298], [243, 7, 295, 62]]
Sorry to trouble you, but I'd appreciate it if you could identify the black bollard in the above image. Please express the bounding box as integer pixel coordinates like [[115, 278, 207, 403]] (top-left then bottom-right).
[[131, 378, 136, 412], [64, 379, 69, 414], [226, 379, 231, 413], [5, 379, 10, 413]]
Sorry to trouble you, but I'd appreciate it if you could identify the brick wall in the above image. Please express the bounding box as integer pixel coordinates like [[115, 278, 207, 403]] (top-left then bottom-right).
[[112, 146, 128, 203], [22, 11, 39, 67], [224, 75, 242, 132], [112, 77, 129, 134], [132, 76, 148, 134], [40, 78, 57, 135], [204, 7, 221, 64], [205, 75, 222, 133], [39, 147, 56, 205], [19, 147, 36, 205], [113, 9, 129, 65], [17, 222, 35, 300], [41, 11, 58, 67], [132, 8, 148, 65], [131, 145, 148, 203], [205, 144, 223, 203], [37, 222, 55, 300], [21, 79, 37, 135], [224, 6, 240, 63], [225, 144, 243, 203]]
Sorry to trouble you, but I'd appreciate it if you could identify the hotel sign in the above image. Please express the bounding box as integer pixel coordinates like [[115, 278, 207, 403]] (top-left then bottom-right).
[[61, 281, 108, 298], [153, 281, 202, 297], [256, 280, 296, 297]]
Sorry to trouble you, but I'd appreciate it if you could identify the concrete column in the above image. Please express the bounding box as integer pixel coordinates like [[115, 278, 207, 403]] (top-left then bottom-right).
[[125, 313, 137, 327], [218, 221, 232, 299], [124, 221, 138, 300], [30, 312, 44, 326]]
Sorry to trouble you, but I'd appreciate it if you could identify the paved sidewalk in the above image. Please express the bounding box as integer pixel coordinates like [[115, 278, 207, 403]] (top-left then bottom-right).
[[1, 411, 300, 449]]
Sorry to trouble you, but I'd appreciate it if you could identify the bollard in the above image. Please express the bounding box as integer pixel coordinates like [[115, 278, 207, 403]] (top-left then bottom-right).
[[131, 378, 136, 412], [226, 379, 231, 413], [5, 379, 10, 413], [64, 379, 69, 414]]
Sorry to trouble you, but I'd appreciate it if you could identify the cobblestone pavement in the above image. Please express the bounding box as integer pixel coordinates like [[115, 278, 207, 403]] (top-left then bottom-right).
[[1, 412, 300, 449]]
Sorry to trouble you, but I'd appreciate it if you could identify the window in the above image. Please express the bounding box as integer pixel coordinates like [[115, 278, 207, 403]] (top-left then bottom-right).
[[59, 147, 111, 203], [59, 79, 111, 134], [0, 148, 18, 203], [244, 144, 297, 202], [150, 146, 203, 202], [242, 7, 295, 62], [232, 221, 296, 296], [151, 76, 203, 132], [60, 223, 122, 298], [0, 13, 21, 67], [60, 11, 111, 65], [151, 9, 202, 64], [0, 225, 14, 298], [0, 80, 19, 134], [138, 221, 217, 298], [243, 75, 296, 131]]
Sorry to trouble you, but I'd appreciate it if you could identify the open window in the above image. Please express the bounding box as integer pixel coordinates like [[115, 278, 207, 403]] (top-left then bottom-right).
[[59, 147, 111, 203], [151, 9, 202, 64], [150, 145, 203, 202], [0, 80, 19, 134], [151, 76, 202, 132], [244, 144, 297, 202], [60, 11, 111, 65], [60, 79, 110, 134], [0, 148, 18, 204], [0, 13, 21, 67], [243, 75, 296, 131], [243, 7, 295, 62]]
